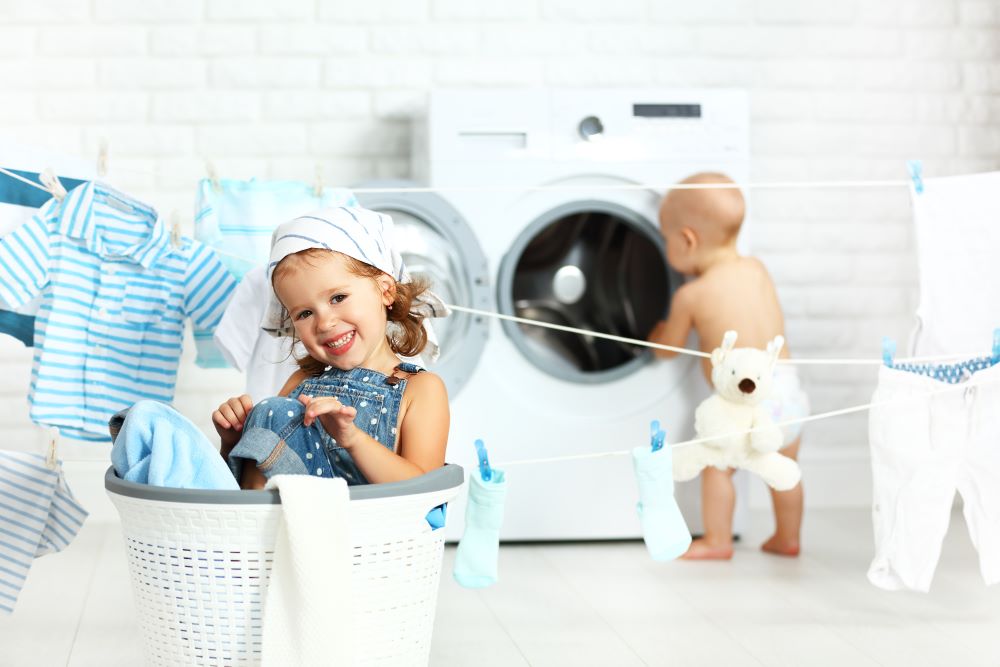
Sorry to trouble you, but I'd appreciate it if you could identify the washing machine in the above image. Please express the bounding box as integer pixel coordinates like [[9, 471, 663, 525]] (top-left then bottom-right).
[[369, 89, 752, 540]]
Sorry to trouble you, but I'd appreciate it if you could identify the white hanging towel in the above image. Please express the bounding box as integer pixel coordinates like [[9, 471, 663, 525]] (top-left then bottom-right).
[[262, 475, 353, 666], [909, 171, 1000, 356], [0, 450, 87, 614]]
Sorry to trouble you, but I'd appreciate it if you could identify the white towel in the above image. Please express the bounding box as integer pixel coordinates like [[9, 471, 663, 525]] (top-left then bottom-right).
[[909, 171, 1000, 356], [262, 475, 353, 667]]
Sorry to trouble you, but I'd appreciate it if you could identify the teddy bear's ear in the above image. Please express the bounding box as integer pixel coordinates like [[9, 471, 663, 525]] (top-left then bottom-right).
[[768, 335, 785, 364], [712, 330, 738, 366]]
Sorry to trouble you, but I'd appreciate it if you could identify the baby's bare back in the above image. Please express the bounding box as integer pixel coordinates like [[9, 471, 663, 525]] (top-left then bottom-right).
[[688, 257, 789, 381]]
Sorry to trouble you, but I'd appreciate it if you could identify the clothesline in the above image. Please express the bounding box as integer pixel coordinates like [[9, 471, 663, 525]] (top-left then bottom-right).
[[494, 372, 999, 467], [2, 164, 922, 197], [445, 304, 984, 366]]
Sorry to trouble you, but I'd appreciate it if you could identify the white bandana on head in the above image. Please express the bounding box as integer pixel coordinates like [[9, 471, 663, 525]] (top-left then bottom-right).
[[262, 207, 449, 362]]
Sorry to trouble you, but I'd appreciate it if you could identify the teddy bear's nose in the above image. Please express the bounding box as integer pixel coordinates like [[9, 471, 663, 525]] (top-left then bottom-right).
[[738, 378, 756, 394]]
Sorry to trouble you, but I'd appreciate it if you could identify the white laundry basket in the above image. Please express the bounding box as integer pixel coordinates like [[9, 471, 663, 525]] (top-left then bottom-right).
[[105, 464, 464, 667]]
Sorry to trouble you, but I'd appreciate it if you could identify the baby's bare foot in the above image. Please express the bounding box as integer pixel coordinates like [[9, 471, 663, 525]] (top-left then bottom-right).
[[761, 534, 800, 557], [680, 538, 734, 560]]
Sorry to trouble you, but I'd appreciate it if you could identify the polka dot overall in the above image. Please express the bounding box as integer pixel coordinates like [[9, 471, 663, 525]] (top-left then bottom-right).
[[227, 362, 422, 486]]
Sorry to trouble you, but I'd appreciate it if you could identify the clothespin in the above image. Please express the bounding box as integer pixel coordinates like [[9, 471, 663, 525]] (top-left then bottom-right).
[[169, 210, 183, 249], [97, 138, 109, 178], [882, 336, 896, 367], [45, 427, 59, 470], [39, 168, 67, 201], [907, 160, 923, 194], [991, 328, 1000, 365], [314, 163, 324, 198], [650, 420, 665, 452], [205, 159, 221, 192], [474, 438, 492, 482]]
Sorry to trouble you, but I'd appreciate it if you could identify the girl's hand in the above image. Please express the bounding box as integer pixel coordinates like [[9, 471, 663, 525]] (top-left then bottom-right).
[[213, 394, 254, 452], [298, 394, 359, 448]]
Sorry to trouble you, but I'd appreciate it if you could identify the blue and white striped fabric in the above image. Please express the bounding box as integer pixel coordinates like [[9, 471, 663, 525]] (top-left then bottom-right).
[[1, 168, 87, 346], [0, 450, 87, 614], [194, 178, 358, 281], [0, 181, 237, 442]]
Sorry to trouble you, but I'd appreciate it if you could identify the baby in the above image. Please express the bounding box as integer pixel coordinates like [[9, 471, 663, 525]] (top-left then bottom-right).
[[648, 172, 809, 559]]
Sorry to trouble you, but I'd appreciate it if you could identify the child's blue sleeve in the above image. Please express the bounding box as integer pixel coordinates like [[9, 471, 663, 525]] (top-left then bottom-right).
[[632, 445, 691, 561], [453, 469, 507, 588]]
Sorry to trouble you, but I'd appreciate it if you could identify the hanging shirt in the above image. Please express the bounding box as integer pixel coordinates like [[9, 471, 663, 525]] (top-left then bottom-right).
[[0, 168, 87, 345], [0, 181, 237, 442], [194, 178, 358, 280]]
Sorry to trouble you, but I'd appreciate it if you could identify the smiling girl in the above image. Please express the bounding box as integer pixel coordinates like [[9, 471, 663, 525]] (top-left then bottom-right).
[[213, 208, 450, 489]]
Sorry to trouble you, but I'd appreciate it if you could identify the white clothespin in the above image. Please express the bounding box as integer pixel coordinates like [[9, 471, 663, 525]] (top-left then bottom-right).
[[205, 159, 222, 192], [97, 138, 109, 178], [314, 163, 324, 198], [170, 210, 183, 249], [39, 168, 67, 201], [45, 427, 60, 470]]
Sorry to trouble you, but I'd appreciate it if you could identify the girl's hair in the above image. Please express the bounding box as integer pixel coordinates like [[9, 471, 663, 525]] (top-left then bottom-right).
[[273, 249, 431, 376]]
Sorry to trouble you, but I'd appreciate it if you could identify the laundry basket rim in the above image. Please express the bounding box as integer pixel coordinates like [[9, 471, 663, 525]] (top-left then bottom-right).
[[104, 463, 464, 504]]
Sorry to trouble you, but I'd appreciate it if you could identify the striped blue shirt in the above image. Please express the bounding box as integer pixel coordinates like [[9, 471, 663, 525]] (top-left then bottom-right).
[[0, 181, 237, 442], [0, 451, 87, 614]]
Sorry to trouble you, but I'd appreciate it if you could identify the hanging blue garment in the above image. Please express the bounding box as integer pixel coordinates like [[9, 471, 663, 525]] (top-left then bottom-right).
[[632, 444, 691, 561], [0, 181, 237, 442], [453, 468, 507, 588], [0, 310, 33, 346], [0, 168, 86, 348], [0, 449, 87, 614]]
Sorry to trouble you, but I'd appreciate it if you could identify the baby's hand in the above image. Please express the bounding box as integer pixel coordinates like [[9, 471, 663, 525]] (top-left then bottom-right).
[[298, 394, 359, 447]]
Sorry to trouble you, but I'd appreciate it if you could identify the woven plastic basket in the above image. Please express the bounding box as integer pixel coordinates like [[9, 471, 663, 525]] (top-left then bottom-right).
[[105, 464, 464, 667]]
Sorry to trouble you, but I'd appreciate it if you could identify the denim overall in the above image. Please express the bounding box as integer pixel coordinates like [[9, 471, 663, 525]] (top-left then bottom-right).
[[228, 362, 422, 486]]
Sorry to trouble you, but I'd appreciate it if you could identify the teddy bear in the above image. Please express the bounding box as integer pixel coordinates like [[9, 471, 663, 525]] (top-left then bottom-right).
[[673, 331, 802, 491]]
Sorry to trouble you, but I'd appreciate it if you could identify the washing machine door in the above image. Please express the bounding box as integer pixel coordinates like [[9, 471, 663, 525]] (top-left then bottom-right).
[[497, 199, 680, 383], [354, 180, 490, 398]]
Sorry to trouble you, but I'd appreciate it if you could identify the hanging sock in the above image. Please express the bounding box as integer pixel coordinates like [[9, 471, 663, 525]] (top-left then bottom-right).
[[632, 434, 691, 561], [454, 440, 507, 588]]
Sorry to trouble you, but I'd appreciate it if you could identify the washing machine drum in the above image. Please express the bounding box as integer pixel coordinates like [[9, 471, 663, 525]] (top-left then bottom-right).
[[498, 203, 674, 383]]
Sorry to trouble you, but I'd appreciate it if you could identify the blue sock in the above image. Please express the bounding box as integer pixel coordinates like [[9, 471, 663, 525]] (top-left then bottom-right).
[[453, 469, 507, 588], [632, 445, 691, 561]]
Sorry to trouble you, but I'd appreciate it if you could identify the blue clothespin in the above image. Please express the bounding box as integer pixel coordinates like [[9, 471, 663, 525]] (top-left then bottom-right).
[[882, 336, 896, 367], [650, 420, 665, 452], [474, 438, 492, 482], [991, 328, 1000, 365], [907, 160, 924, 194]]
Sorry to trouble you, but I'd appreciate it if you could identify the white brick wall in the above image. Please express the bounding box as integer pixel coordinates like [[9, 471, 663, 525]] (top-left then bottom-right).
[[1, 0, 997, 513]]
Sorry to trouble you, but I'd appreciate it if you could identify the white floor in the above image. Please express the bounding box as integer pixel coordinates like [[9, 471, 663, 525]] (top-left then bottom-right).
[[2, 509, 998, 666]]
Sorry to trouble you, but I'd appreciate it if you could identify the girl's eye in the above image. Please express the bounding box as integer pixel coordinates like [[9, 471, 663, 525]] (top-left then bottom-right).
[[295, 310, 312, 321], [331, 294, 347, 304]]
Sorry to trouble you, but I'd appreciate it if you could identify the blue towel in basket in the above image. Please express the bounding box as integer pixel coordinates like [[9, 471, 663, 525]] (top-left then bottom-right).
[[111, 400, 239, 490]]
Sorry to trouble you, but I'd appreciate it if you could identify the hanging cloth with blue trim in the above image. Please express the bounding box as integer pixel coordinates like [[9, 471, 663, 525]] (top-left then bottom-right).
[[0, 168, 87, 347], [0, 444, 88, 614], [632, 422, 691, 561], [453, 440, 507, 588]]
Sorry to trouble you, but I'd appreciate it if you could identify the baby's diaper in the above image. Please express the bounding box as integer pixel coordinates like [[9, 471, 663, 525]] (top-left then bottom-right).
[[761, 364, 810, 447]]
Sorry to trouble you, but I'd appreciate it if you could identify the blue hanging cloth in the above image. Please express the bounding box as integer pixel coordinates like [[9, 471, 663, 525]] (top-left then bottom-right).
[[453, 439, 507, 588], [631, 421, 691, 561]]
